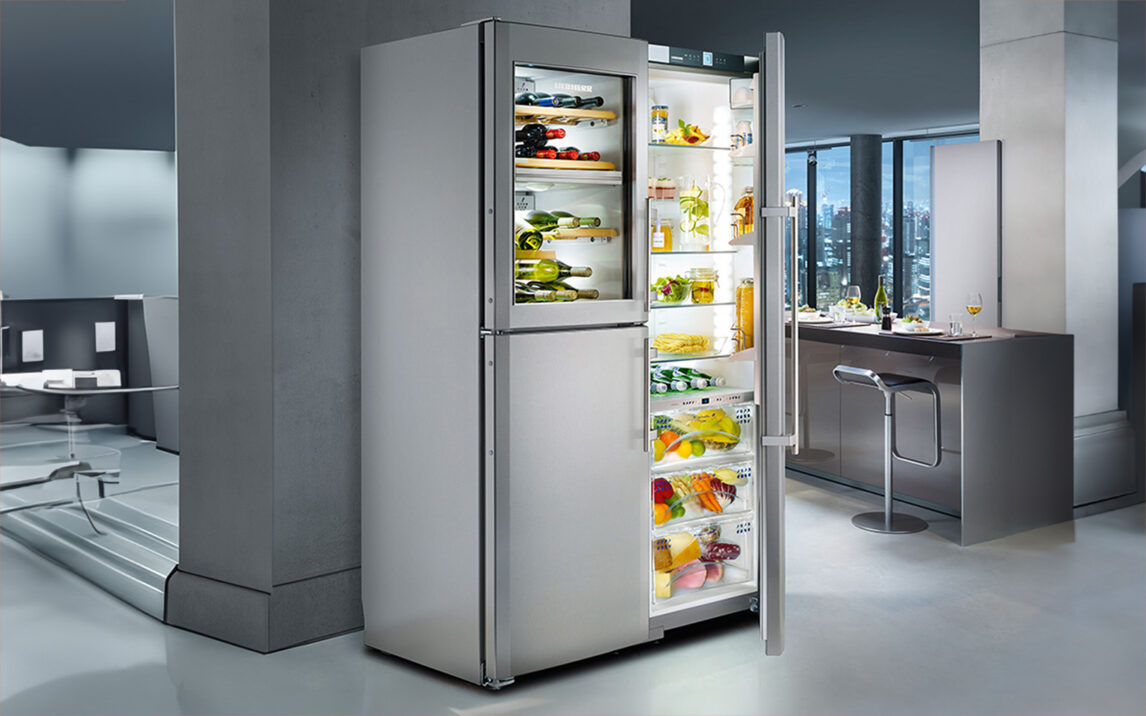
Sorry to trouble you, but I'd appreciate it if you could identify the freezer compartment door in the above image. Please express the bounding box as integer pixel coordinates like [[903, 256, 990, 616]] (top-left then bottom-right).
[[493, 326, 649, 677], [755, 32, 788, 655]]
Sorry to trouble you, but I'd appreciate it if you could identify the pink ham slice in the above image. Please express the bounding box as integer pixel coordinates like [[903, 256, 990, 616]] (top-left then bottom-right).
[[705, 563, 724, 585], [674, 560, 707, 590]]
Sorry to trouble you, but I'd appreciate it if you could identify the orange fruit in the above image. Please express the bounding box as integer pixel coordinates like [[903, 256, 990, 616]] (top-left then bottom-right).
[[659, 431, 680, 447], [653, 503, 671, 525]]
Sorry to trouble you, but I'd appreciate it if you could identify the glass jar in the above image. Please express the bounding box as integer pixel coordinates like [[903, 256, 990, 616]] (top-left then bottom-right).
[[687, 267, 717, 304], [733, 187, 754, 236]]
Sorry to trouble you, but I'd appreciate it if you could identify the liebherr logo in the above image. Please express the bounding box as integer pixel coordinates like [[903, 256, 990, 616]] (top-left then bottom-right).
[[554, 82, 592, 93]]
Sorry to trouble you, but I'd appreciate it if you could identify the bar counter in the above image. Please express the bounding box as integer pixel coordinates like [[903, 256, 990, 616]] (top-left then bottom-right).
[[787, 322, 1074, 545]]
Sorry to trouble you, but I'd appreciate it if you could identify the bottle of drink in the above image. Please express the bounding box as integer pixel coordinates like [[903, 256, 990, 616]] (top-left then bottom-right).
[[515, 259, 592, 282], [515, 92, 557, 107], [552, 211, 601, 227], [577, 151, 602, 161], [575, 96, 605, 108], [515, 282, 558, 302], [514, 221, 544, 251], [679, 367, 725, 387], [656, 368, 707, 390], [524, 281, 578, 301], [873, 276, 889, 320], [515, 145, 557, 159], [524, 210, 578, 231], [650, 378, 670, 395], [551, 281, 599, 299], [515, 123, 566, 145], [652, 374, 689, 392], [553, 93, 604, 108], [556, 147, 580, 160], [735, 278, 754, 350]]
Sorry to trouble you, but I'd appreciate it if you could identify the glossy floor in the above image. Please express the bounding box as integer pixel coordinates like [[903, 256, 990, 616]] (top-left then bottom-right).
[[2, 476, 1143, 715]]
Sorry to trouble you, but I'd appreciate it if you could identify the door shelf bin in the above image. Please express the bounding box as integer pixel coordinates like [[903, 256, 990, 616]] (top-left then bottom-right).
[[650, 403, 754, 468], [651, 462, 753, 529], [651, 516, 755, 606]]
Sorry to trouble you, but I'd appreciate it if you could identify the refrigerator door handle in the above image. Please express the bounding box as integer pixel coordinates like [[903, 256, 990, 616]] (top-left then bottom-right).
[[642, 334, 650, 452]]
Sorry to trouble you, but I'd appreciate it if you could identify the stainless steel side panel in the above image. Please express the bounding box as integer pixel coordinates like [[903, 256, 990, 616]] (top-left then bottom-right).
[[361, 28, 483, 684], [756, 32, 786, 655], [495, 326, 649, 677], [788, 339, 843, 476], [490, 22, 648, 331]]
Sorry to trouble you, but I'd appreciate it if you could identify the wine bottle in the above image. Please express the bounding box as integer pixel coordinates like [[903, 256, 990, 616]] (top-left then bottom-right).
[[524, 281, 577, 301], [514, 92, 557, 107], [551, 211, 601, 227], [548, 93, 580, 108], [679, 368, 725, 387], [552, 93, 604, 108], [514, 282, 558, 302], [551, 281, 599, 299], [515, 145, 557, 159], [514, 221, 544, 251], [577, 151, 602, 161], [524, 210, 578, 231], [575, 95, 604, 108], [515, 259, 592, 282], [515, 123, 566, 145], [873, 276, 889, 320], [556, 146, 580, 160]]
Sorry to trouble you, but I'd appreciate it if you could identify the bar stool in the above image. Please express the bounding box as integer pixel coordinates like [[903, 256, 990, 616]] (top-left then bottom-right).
[[832, 365, 942, 534]]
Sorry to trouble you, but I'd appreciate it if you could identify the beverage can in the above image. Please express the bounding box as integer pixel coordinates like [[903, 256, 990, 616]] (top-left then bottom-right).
[[651, 105, 669, 143], [735, 278, 754, 351]]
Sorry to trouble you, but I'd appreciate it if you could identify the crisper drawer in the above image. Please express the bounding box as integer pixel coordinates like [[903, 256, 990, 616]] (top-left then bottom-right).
[[650, 403, 754, 469], [650, 515, 756, 616]]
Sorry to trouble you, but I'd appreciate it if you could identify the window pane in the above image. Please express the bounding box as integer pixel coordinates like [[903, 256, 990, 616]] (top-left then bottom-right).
[[881, 141, 894, 306], [785, 151, 808, 307], [814, 146, 850, 308], [901, 134, 977, 320]]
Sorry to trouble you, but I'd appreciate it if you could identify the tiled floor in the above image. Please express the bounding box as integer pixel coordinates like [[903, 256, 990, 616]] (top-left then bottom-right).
[[1, 475, 1143, 715]]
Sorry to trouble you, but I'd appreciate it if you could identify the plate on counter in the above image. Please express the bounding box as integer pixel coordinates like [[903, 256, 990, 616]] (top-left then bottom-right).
[[892, 326, 944, 336], [796, 314, 833, 324]]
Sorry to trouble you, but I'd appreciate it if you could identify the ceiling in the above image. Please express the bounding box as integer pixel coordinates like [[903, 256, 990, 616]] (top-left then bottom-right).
[[0, 0, 174, 150], [0, 0, 1140, 151]]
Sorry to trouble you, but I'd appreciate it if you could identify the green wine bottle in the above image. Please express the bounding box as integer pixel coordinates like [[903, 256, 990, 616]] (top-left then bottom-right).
[[679, 368, 725, 387], [551, 211, 601, 228], [514, 282, 558, 302], [551, 280, 599, 299], [515, 221, 544, 251], [524, 210, 578, 231], [515, 259, 592, 282], [873, 276, 889, 320], [652, 373, 689, 392], [525, 281, 577, 301]]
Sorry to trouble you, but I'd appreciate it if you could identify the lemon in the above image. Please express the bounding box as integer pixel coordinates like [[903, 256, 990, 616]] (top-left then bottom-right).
[[676, 440, 693, 459], [653, 440, 666, 462]]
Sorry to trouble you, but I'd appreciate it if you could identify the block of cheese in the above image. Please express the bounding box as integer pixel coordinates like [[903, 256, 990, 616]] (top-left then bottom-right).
[[654, 570, 672, 599], [652, 532, 701, 573]]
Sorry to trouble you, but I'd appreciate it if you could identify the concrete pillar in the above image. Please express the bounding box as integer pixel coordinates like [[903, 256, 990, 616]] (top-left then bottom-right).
[[980, 0, 1131, 507], [168, 0, 630, 652], [849, 134, 882, 304]]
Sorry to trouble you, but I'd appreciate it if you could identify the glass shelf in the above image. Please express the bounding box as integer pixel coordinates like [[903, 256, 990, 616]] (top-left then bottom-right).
[[648, 142, 733, 152], [651, 249, 738, 255], [651, 301, 735, 310], [651, 350, 732, 365]]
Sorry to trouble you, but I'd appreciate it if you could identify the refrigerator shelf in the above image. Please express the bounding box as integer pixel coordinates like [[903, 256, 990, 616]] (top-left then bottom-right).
[[546, 228, 618, 239], [729, 102, 754, 111], [651, 249, 738, 255], [514, 104, 617, 124], [648, 142, 733, 152], [652, 301, 734, 310], [650, 350, 731, 365], [652, 462, 754, 531], [651, 516, 756, 610], [651, 581, 757, 618], [650, 386, 753, 411], [652, 449, 752, 474], [515, 158, 617, 171], [515, 168, 623, 189], [729, 230, 756, 247]]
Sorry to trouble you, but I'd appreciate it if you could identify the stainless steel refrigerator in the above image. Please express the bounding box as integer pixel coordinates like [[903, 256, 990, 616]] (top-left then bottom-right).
[[361, 20, 791, 689]]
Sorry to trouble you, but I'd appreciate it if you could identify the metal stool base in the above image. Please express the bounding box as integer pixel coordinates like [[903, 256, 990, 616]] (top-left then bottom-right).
[[852, 511, 928, 534]]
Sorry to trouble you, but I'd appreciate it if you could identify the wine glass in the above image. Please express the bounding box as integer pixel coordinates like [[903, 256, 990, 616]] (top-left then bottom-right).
[[966, 292, 983, 336], [845, 285, 861, 310]]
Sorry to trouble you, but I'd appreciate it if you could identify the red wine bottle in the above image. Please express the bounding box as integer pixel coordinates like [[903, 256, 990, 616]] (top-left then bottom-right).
[[577, 151, 601, 161], [514, 124, 566, 145], [515, 145, 557, 159], [556, 146, 580, 160]]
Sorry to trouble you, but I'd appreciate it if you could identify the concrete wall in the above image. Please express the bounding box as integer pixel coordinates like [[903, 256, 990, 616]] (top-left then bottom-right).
[[169, 0, 630, 652], [0, 139, 178, 299], [979, 0, 1119, 417]]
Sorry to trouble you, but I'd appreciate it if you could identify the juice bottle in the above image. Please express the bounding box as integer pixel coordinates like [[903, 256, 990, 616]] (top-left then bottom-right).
[[735, 278, 754, 350], [733, 187, 754, 236]]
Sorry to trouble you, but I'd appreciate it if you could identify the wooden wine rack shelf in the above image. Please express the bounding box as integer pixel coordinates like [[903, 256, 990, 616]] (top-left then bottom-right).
[[548, 227, 617, 239], [514, 158, 616, 171], [514, 104, 616, 124], [515, 250, 557, 260]]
